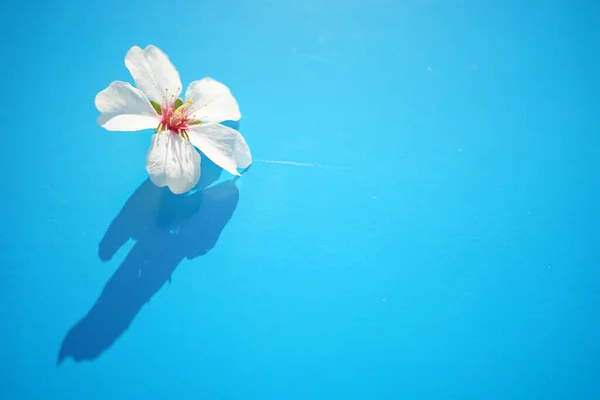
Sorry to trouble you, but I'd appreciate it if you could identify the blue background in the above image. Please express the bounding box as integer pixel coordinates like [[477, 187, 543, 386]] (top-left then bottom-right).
[[1, 0, 599, 398]]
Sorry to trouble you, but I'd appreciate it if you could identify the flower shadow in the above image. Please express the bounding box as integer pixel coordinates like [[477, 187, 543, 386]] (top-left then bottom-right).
[[58, 157, 241, 364]]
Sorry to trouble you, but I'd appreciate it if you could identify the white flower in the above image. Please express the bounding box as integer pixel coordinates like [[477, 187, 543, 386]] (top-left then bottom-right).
[[95, 45, 252, 194]]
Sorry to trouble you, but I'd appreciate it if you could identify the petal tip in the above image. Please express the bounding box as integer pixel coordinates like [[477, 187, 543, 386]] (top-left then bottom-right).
[[125, 45, 142, 59], [167, 185, 187, 195]]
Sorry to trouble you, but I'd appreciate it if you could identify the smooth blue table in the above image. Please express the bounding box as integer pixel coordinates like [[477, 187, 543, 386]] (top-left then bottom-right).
[[1, 1, 599, 398]]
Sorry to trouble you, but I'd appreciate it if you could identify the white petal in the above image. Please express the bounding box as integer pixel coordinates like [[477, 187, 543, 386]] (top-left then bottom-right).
[[95, 81, 160, 131], [187, 123, 251, 176], [185, 78, 241, 123], [125, 45, 183, 104], [146, 132, 201, 194]]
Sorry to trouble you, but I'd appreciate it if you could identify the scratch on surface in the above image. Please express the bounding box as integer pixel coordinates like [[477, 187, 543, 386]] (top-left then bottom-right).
[[291, 47, 327, 62], [254, 159, 331, 168]]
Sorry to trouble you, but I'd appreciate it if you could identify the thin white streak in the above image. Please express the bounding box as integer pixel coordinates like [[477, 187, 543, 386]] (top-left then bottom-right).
[[254, 159, 330, 168]]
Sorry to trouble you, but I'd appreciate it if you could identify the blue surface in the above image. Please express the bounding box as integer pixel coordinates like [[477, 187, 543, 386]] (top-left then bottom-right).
[[1, 0, 599, 398]]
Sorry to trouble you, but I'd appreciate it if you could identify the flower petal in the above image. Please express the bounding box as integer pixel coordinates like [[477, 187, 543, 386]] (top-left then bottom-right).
[[146, 132, 201, 194], [125, 45, 183, 104], [185, 78, 241, 123], [187, 123, 251, 176], [95, 81, 160, 131]]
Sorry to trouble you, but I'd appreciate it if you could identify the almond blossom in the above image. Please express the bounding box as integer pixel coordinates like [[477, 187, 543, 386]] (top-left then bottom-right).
[[95, 45, 252, 194]]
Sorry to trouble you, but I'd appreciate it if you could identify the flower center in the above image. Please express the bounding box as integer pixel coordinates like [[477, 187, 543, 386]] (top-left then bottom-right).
[[151, 88, 202, 140]]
